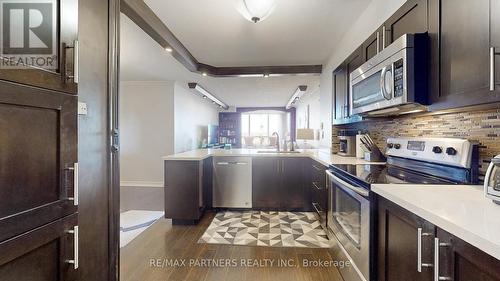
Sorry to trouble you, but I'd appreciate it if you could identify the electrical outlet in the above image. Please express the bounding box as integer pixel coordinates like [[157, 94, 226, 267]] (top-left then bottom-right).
[[78, 102, 88, 115]]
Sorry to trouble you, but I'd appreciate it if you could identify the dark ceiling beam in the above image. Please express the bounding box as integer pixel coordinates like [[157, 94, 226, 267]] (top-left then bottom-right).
[[120, 0, 323, 77], [121, 0, 199, 72]]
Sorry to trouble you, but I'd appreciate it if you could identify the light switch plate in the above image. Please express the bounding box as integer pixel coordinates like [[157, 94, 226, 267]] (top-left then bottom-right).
[[78, 102, 88, 115]]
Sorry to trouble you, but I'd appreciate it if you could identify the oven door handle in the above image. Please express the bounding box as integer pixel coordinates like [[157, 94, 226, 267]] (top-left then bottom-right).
[[326, 170, 370, 197]]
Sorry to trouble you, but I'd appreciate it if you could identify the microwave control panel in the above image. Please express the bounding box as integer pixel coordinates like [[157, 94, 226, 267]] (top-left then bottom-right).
[[393, 59, 404, 97]]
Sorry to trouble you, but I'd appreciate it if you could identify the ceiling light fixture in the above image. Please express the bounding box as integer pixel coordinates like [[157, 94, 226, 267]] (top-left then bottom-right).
[[241, 0, 276, 23], [165, 46, 173, 52], [188, 83, 229, 110], [286, 85, 307, 109], [202, 72, 208, 76], [263, 73, 270, 78]]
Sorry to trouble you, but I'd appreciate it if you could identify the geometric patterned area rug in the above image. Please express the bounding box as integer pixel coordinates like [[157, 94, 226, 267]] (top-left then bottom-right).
[[198, 211, 330, 248]]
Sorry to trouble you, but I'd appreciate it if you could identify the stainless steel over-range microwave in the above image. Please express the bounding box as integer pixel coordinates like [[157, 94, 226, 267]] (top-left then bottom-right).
[[349, 33, 429, 116]]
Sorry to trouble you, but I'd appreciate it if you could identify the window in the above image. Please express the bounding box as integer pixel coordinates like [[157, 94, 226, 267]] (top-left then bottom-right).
[[241, 113, 283, 137]]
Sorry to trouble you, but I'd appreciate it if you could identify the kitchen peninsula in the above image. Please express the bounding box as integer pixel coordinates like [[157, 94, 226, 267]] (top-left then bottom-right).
[[162, 149, 381, 224]]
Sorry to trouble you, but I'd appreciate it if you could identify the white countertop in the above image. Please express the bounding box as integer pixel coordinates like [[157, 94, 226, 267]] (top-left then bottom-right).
[[162, 148, 385, 167], [372, 184, 500, 260]]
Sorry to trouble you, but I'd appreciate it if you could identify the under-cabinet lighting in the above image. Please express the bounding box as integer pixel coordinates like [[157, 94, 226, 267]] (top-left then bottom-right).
[[188, 83, 229, 110], [285, 85, 307, 109]]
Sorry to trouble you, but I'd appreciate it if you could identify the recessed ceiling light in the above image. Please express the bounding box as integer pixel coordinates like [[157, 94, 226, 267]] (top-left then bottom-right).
[[165, 47, 173, 52], [202, 72, 208, 76], [263, 74, 270, 78], [202, 95, 207, 99]]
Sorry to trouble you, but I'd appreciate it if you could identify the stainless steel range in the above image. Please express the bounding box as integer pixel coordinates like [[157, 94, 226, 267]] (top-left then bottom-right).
[[326, 137, 479, 281]]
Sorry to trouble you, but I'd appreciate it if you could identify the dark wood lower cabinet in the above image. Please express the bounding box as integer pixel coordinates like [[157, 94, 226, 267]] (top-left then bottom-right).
[[252, 157, 310, 211], [437, 229, 500, 281], [310, 161, 327, 226], [0, 214, 78, 281], [378, 197, 436, 281], [164, 158, 212, 224], [378, 196, 500, 281]]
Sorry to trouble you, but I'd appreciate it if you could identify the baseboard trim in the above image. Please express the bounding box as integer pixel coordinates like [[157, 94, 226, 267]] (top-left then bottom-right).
[[120, 181, 164, 188]]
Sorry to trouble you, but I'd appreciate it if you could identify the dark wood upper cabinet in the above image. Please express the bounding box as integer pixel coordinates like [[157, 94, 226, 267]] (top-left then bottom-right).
[[378, 197, 435, 281], [0, 81, 78, 243], [333, 47, 364, 125], [363, 27, 384, 61], [428, 0, 500, 110], [0, 0, 78, 94], [492, 0, 500, 92], [383, 0, 429, 47]]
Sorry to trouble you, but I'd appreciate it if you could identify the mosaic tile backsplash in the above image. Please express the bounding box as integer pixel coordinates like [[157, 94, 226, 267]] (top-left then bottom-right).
[[332, 108, 500, 182]]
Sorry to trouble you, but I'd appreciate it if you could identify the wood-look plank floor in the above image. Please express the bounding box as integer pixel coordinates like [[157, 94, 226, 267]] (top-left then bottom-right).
[[120, 211, 344, 281]]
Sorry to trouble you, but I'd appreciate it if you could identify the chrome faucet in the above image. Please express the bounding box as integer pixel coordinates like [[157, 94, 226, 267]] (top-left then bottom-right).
[[272, 132, 280, 152]]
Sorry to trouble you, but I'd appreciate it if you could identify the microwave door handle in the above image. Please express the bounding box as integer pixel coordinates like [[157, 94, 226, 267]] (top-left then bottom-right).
[[380, 65, 392, 100]]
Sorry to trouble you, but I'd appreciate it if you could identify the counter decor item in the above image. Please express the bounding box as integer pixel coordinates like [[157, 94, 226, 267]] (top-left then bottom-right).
[[485, 155, 500, 204]]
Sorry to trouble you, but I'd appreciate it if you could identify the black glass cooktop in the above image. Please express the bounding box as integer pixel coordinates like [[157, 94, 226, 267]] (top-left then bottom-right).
[[330, 164, 458, 186]]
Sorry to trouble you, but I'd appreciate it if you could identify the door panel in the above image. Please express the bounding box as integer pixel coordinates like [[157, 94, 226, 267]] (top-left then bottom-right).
[[437, 228, 500, 281], [252, 157, 281, 209], [0, 0, 78, 94], [492, 0, 500, 90], [0, 81, 77, 242], [281, 158, 309, 210], [333, 65, 347, 120], [384, 0, 428, 46], [378, 197, 435, 281], [0, 214, 78, 281]]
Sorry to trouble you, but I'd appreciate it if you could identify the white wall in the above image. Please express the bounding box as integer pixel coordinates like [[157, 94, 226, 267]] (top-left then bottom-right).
[[119, 81, 175, 186], [174, 82, 220, 153], [319, 0, 407, 147], [295, 87, 321, 147]]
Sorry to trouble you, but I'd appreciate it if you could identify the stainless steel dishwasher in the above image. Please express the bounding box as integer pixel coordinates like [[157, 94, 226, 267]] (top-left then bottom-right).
[[213, 157, 252, 208]]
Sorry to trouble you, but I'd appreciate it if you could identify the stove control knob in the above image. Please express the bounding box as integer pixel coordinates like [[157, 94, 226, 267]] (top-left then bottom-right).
[[446, 147, 457, 155], [394, 143, 401, 149], [387, 143, 394, 149], [432, 146, 443, 154]]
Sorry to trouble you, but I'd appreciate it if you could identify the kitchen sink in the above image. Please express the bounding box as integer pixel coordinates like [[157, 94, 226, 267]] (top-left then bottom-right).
[[257, 151, 302, 154]]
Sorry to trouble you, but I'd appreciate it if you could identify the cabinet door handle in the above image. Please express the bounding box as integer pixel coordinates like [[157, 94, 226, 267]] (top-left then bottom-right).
[[434, 237, 452, 281], [66, 226, 79, 269], [376, 31, 380, 53], [490, 47, 499, 91], [73, 40, 79, 83], [382, 25, 386, 49], [66, 163, 79, 206], [417, 227, 433, 272]]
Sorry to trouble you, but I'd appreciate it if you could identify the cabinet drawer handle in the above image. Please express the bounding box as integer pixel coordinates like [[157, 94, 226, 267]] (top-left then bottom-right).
[[434, 237, 451, 281], [417, 227, 433, 272], [66, 226, 79, 269], [66, 163, 79, 206], [312, 182, 322, 190], [312, 164, 323, 171]]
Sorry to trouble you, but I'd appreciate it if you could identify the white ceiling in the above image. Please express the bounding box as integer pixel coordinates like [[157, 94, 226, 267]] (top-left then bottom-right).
[[145, 0, 371, 67], [120, 14, 320, 107]]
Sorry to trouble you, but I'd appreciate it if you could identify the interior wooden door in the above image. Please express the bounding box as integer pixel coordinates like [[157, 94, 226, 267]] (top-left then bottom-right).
[[0, 80, 78, 243]]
